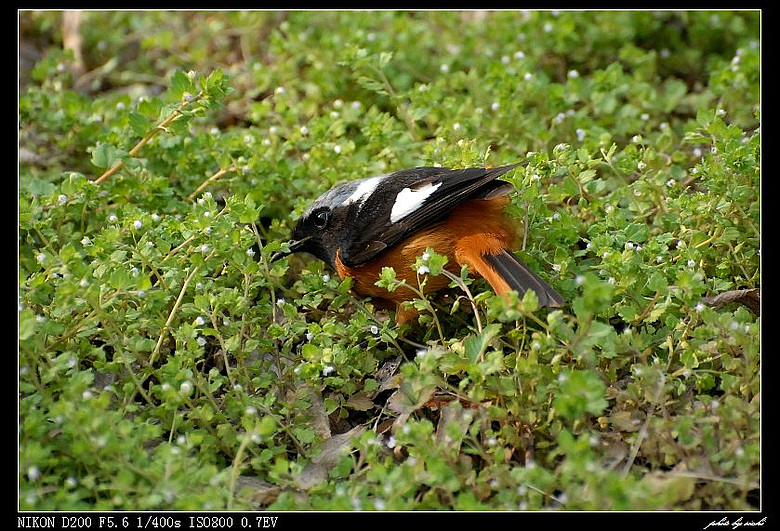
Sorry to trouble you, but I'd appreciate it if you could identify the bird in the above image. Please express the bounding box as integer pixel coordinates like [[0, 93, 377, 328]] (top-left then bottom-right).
[[273, 164, 564, 324]]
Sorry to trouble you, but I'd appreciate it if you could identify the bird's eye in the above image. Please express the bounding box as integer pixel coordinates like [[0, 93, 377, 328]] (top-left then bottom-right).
[[313, 209, 329, 229]]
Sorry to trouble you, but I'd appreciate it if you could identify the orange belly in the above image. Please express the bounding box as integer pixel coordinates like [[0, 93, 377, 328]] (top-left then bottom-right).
[[334, 196, 518, 323]]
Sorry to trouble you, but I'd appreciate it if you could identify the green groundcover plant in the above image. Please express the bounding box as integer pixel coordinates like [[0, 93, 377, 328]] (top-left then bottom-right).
[[19, 10, 759, 511]]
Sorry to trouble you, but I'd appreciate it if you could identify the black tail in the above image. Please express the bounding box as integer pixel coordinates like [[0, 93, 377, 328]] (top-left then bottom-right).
[[483, 250, 564, 308]]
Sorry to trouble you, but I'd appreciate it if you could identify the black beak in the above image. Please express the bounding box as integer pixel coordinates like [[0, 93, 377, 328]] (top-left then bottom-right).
[[270, 237, 311, 262]]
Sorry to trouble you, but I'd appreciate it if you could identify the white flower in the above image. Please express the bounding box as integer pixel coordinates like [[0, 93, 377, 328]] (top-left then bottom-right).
[[440, 63, 450, 73], [637, 161, 646, 170], [200, 244, 210, 253], [641, 113, 650, 121], [417, 265, 430, 275], [567, 69, 579, 79], [300, 125, 309, 135], [322, 273, 330, 282], [196, 336, 206, 346], [180, 381, 193, 395], [501, 55, 510, 64], [109, 214, 118, 222], [370, 325, 379, 335], [632, 135, 643, 143], [693, 148, 703, 157], [133, 219, 143, 230], [687, 259, 696, 268], [36, 253, 46, 264], [524, 73, 533, 81], [453, 122, 461, 131], [491, 102, 500, 111], [195, 316, 205, 326], [576, 128, 586, 141], [276, 298, 285, 307], [275, 86, 286, 95], [79, 278, 89, 288], [28, 466, 41, 482], [333, 144, 342, 154], [246, 248, 255, 257], [514, 51, 525, 59], [323, 365, 335, 376], [58, 194, 68, 205]]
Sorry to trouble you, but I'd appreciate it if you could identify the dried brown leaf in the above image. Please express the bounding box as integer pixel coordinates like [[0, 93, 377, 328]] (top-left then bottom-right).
[[295, 425, 365, 490]]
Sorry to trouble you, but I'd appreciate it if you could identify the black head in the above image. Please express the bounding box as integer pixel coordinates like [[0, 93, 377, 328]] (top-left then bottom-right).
[[272, 176, 380, 269]]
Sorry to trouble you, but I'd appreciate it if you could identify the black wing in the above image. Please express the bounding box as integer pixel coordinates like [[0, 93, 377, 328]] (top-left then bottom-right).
[[340, 164, 520, 267]]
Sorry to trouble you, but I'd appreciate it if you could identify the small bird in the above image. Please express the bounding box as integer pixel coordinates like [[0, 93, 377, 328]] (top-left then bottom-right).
[[274, 164, 564, 323]]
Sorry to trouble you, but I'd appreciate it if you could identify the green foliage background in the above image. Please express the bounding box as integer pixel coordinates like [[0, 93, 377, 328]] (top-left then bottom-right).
[[19, 11, 760, 511]]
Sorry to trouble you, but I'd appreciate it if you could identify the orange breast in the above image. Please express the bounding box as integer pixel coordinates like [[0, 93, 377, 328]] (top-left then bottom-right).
[[334, 196, 518, 322]]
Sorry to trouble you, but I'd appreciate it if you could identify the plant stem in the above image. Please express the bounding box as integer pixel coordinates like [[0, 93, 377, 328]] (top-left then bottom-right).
[[94, 95, 201, 185]]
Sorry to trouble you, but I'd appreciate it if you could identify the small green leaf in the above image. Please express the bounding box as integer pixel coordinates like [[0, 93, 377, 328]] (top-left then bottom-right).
[[170, 69, 196, 100], [127, 112, 150, 136]]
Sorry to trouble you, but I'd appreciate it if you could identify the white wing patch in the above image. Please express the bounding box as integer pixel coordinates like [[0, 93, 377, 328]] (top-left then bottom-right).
[[390, 182, 442, 223], [343, 175, 385, 206]]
